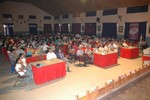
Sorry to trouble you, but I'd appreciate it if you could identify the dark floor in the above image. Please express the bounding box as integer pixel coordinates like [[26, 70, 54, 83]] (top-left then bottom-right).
[[98, 72, 150, 100]]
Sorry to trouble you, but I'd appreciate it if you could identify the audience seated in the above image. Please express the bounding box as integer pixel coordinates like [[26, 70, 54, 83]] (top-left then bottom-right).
[[1, 33, 149, 70]]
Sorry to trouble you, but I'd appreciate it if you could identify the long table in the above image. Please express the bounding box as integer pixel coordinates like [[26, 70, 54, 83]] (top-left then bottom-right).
[[94, 52, 118, 68], [31, 59, 66, 85], [120, 47, 139, 59]]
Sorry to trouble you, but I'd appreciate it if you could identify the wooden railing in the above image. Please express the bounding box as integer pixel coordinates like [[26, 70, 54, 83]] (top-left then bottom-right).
[[75, 65, 150, 100]]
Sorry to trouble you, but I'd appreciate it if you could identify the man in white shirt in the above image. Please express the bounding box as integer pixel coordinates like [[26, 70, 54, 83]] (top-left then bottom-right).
[[122, 40, 128, 47], [76, 47, 84, 56], [46, 48, 57, 60]]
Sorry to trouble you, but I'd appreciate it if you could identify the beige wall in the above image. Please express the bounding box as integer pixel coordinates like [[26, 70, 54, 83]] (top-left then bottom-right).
[[0, 1, 53, 33], [56, 5, 150, 37], [0, 1, 150, 38]]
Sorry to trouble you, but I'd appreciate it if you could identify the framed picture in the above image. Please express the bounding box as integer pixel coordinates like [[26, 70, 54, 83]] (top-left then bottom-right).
[[118, 26, 123, 32]]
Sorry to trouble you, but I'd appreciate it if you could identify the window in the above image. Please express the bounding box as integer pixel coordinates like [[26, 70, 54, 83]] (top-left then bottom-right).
[[54, 16, 59, 20], [86, 11, 96, 16], [127, 5, 148, 13], [62, 15, 69, 19], [29, 15, 36, 19], [18, 15, 24, 19], [3, 14, 12, 18], [103, 9, 117, 16], [44, 16, 51, 20]]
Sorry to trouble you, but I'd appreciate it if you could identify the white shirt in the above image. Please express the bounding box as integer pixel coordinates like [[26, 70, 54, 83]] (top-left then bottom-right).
[[15, 64, 26, 76], [41, 44, 49, 52], [93, 48, 99, 53], [143, 48, 150, 55], [46, 52, 57, 60], [113, 43, 118, 49], [76, 49, 84, 56], [85, 48, 92, 55], [21, 58, 27, 67], [123, 42, 128, 47]]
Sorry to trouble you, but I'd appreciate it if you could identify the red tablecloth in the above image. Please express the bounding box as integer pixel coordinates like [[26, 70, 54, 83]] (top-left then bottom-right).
[[26, 54, 46, 63], [142, 55, 150, 61], [120, 47, 139, 59], [32, 61, 66, 85], [94, 52, 118, 68]]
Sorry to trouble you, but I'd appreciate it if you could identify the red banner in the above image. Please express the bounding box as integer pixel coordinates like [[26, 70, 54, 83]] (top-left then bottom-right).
[[129, 23, 139, 40]]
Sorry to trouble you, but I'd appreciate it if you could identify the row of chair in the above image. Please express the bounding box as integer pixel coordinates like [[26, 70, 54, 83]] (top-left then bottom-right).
[[75, 65, 150, 100]]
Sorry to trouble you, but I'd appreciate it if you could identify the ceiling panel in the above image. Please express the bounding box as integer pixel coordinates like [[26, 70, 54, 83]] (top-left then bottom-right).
[[1, 0, 150, 16]]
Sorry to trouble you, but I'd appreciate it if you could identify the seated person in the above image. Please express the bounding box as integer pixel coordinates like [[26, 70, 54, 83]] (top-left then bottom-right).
[[19, 53, 32, 71], [143, 48, 150, 55], [9, 48, 18, 73], [27, 44, 35, 54], [9, 48, 18, 66], [108, 42, 114, 51], [68, 48, 76, 63], [15, 56, 32, 87], [15, 46, 25, 57], [85, 45, 93, 64], [57, 49, 70, 72], [122, 40, 129, 47], [46, 48, 57, 60], [41, 42, 49, 53], [34, 47, 41, 54], [143, 48, 150, 66], [49, 44, 55, 52], [76, 47, 88, 66], [98, 45, 105, 52], [93, 45, 99, 53]]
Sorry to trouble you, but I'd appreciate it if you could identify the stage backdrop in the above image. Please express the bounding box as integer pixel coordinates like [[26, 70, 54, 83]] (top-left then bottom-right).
[[124, 22, 147, 41], [129, 23, 139, 40]]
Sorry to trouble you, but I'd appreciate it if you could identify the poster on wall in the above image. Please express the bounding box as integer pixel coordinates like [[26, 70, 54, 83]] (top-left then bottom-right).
[[129, 23, 139, 40]]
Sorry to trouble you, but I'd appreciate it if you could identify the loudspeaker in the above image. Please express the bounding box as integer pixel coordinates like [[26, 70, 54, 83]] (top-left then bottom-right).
[[96, 17, 100, 23]]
